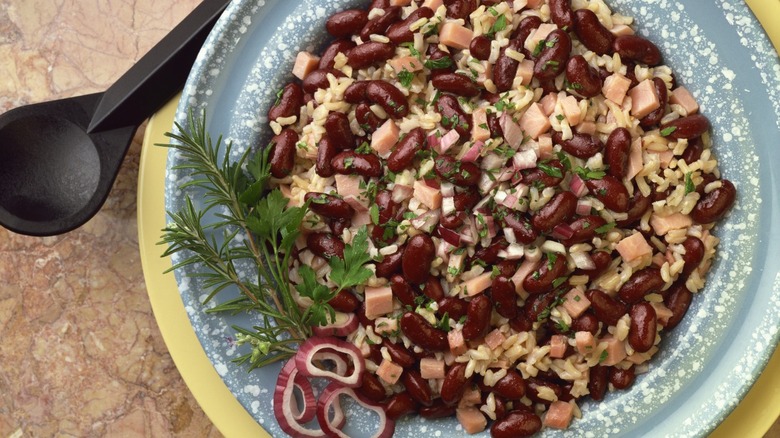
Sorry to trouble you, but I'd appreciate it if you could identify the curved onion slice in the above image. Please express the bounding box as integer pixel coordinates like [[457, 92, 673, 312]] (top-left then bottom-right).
[[274, 359, 323, 437], [293, 373, 317, 423], [311, 350, 349, 376], [296, 337, 365, 387], [312, 312, 359, 337], [317, 383, 395, 438]]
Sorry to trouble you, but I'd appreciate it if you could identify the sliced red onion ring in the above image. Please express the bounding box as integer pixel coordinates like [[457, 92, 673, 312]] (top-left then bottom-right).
[[296, 337, 365, 387], [274, 359, 323, 437], [317, 382, 395, 438], [311, 350, 349, 376], [312, 312, 359, 337], [551, 223, 575, 240], [293, 373, 317, 423]]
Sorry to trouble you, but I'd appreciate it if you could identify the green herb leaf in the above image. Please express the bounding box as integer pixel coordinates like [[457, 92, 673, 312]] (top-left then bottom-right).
[[329, 226, 373, 292], [424, 57, 453, 70], [684, 172, 695, 195], [538, 162, 563, 178], [486, 14, 507, 38], [660, 126, 677, 137], [595, 222, 616, 234], [369, 204, 380, 225], [398, 68, 415, 88], [574, 166, 606, 180]]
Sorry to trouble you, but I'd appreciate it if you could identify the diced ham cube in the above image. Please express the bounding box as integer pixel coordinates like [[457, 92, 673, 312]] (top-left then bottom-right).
[[515, 59, 535, 86], [670, 86, 699, 115], [448, 329, 468, 355], [628, 79, 661, 118], [439, 22, 473, 50], [352, 209, 372, 226], [390, 0, 412, 5], [413, 180, 442, 210], [649, 212, 693, 235], [610, 24, 635, 36], [523, 23, 558, 53], [526, 0, 544, 7], [519, 102, 551, 140], [626, 137, 643, 180], [462, 272, 492, 296], [538, 134, 553, 158], [653, 150, 674, 168], [576, 121, 597, 135], [539, 93, 557, 116], [600, 335, 627, 366], [420, 358, 446, 379], [615, 232, 653, 263], [543, 401, 574, 429], [422, 0, 443, 9], [560, 95, 582, 126], [549, 334, 568, 358], [456, 407, 487, 434], [575, 331, 596, 355], [471, 108, 491, 142], [511, 258, 538, 293], [376, 359, 404, 385], [651, 302, 674, 327], [371, 119, 399, 155], [374, 317, 399, 335], [292, 51, 320, 80], [627, 351, 651, 364], [562, 288, 591, 318], [484, 329, 507, 350], [602, 73, 632, 105], [389, 56, 424, 73], [458, 387, 483, 408], [335, 174, 363, 200], [364, 286, 394, 319]]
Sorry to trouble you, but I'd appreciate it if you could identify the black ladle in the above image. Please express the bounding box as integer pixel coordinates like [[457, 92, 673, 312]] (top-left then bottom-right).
[[0, 0, 230, 236]]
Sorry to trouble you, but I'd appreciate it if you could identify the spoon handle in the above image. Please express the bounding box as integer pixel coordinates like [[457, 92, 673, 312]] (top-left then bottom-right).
[[87, 0, 231, 133]]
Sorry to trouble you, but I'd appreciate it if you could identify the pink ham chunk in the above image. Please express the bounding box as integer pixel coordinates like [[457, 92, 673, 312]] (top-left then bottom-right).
[[500, 113, 525, 148], [651, 302, 674, 327], [519, 102, 551, 140], [456, 407, 487, 434], [670, 86, 699, 115], [462, 272, 492, 296], [448, 329, 468, 355], [364, 286, 394, 319], [600, 335, 627, 366], [629, 79, 661, 118], [575, 331, 596, 355], [560, 95, 582, 126], [576, 121, 597, 136], [376, 359, 404, 385], [549, 335, 568, 358], [420, 358, 446, 379], [538, 134, 554, 158], [458, 386, 482, 408], [626, 137, 643, 180], [390, 0, 412, 5], [516, 59, 535, 86], [371, 119, 399, 155], [413, 180, 442, 209], [526, 0, 544, 7], [653, 150, 674, 168], [610, 24, 635, 36], [374, 317, 399, 335], [471, 108, 491, 142], [615, 232, 653, 263], [562, 288, 591, 319], [602, 73, 632, 105], [423, 0, 443, 9], [484, 329, 507, 350], [649, 212, 693, 235], [539, 93, 557, 116], [292, 51, 320, 80], [511, 258, 538, 293], [389, 56, 423, 73], [335, 174, 363, 200], [543, 401, 574, 429], [523, 23, 558, 53], [440, 22, 473, 50]]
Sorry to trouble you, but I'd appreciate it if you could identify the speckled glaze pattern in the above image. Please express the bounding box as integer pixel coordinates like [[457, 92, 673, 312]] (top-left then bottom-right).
[[164, 0, 780, 436]]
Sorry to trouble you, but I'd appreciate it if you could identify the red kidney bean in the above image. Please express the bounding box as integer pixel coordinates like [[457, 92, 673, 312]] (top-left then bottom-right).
[[525, 377, 562, 405], [331, 151, 382, 177], [434, 155, 481, 187], [560, 215, 607, 246], [268, 83, 303, 122], [494, 39, 524, 92], [268, 128, 297, 178], [617, 189, 651, 228], [359, 6, 401, 40], [486, 112, 503, 138], [437, 296, 468, 320], [432, 73, 481, 97], [419, 400, 456, 419], [694, 173, 718, 198], [402, 234, 435, 284], [391, 274, 419, 307], [522, 160, 566, 188], [326, 9, 368, 37], [565, 55, 603, 98], [522, 254, 568, 294], [376, 247, 404, 278], [664, 282, 693, 329], [492, 396, 508, 421], [383, 338, 416, 368], [400, 312, 449, 351], [386, 7, 434, 44], [576, 250, 613, 280], [443, 0, 476, 19], [453, 189, 481, 211], [371, 222, 396, 246], [376, 189, 402, 225], [440, 213, 465, 229], [553, 131, 603, 158], [549, 0, 574, 28], [660, 114, 710, 140], [347, 42, 395, 69], [402, 370, 433, 406], [534, 29, 573, 80], [441, 363, 470, 405], [613, 34, 662, 66], [680, 236, 705, 277], [324, 112, 354, 150], [462, 295, 492, 340], [344, 80, 370, 103], [588, 365, 608, 401], [366, 80, 409, 119], [510, 312, 533, 332], [315, 135, 337, 177], [435, 94, 472, 137], [691, 179, 736, 224], [305, 192, 355, 219], [585, 175, 630, 212], [491, 276, 518, 319], [358, 371, 387, 402], [587, 289, 628, 326], [469, 35, 491, 61], [609, 365, 636, 390], [426, 45, 456, 75], [355, 103, 383, 133], [573, 9, 615, 55], [619, 267, 664, 304], [422, 276, 445, 301], [511, 15, 542, 51], [387, 127, 425, 172], [385, 392, 418, 420], [680, 137, 704, 164], [531, 191, 577, 232], [369, 0, 389, 8], [319, 39, 356, 69], [327, 217, 350, 235], [491, 410, 542, 438], [605, 127, 631, 179], [572, 312, 600, 335], [623, 60, 640, 88], [492, 370, 526, 400], [628, 302, 657, 353], [503, 212, 539, 244], [640, 77, 668, 128], [302, 68, 345, 94], [470, 238, 508, 266], [307, 232, 345, 259], [328, 289, 360, 313]]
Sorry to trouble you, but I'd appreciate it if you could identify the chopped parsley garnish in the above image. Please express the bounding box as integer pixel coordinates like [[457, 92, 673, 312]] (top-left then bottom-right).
[[556, 114, 565, 121], [532, 40, 546, 57], [486, 14, 507, 38], [538, 161, 563, 178], [546, 252, 558, 270], [400, 42, 420, 58], [274, 88, 283, 106], [552, 276, 568, 288], [595, 222, 616, 234], [369, 204, 380, 225], [398, 68, 414, 88], [684, 172, 695, 195], [660, 126, 677, 137], [574, 166, 606, 180], [355, 141, 371, 154], [424, 57, 453, 70], [543, 60, 560, 70], [599, 350, 609, 363]]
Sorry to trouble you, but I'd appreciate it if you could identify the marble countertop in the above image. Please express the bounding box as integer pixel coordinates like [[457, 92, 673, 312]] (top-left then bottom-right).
[[0, 0, 778, 437]]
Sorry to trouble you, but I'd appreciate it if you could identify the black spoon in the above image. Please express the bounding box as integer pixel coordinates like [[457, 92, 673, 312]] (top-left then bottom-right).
[[0, 0, 230, 236]]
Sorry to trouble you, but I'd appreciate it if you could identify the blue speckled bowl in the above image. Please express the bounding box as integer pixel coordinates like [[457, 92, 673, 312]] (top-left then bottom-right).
[[165, 1, 780, 436]]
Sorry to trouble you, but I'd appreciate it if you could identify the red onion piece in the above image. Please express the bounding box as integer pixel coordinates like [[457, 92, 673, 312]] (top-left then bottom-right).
[[391, 184, 414, 203], [571, 251, 596, 270], [438, 129, 461, 154], [576, 198, 593, 216], [317, 383, 396, 438], [274, 359, 324, 437], [512, 148, 538, 170], [427, 131, 441, 152], [293, 374, 317, 423], [312, 312, 359, 337], [500, 112, 524, 148], [295, 337, 365, 387], [461, 140, 484, 162], [437, 225, 462, 246], [311, 350, 349, 376], [551, 223, 575, 240], [570, 174, 589, 197]]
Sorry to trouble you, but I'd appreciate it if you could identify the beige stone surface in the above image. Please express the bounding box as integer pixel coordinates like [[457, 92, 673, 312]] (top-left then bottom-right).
[[0, 0, 221, 436]]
